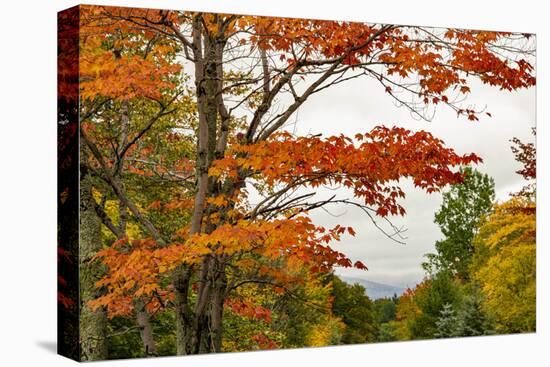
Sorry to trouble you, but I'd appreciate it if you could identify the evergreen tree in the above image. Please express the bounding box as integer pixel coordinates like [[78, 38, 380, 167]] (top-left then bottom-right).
[[410, 272, 462, 339], [457, 290, 494, 337], [435, 303, 462, 338]]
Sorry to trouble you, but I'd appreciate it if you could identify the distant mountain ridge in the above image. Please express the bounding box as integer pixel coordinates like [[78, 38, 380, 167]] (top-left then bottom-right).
[[341, 276, 406, 300]]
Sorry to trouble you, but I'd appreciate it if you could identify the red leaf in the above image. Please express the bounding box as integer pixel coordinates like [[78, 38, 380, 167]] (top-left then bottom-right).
[[354, 261, 368, 271]]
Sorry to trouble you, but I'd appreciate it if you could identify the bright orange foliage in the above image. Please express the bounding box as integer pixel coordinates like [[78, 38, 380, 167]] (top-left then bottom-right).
[[79, 6, 181, 100], [210, 127, 481, 217], [91, 125, 481, 317], [82, 6, 536, 120]]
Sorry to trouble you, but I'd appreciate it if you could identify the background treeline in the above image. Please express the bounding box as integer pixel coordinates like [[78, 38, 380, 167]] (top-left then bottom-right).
[[372, 136, 536, 342]]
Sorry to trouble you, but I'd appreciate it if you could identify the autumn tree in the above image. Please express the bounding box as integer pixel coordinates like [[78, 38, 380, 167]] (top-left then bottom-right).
[[511, 128, 536, 200], [470, 133, 536, 333], [394, 287, 422, 340], [79, 157, 108, 360], [77, 7, 191, 358], [75, 5, 536, 356], [222, 269, 341, 351], [471, 198, 536, 333]]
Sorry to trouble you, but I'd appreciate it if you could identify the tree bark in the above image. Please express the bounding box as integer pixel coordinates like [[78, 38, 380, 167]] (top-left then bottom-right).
[[172, 15, 237, 355], [173, 265, 193, 355], [79, 162, 108, 361], [173, 15, 223, 355], [209, 256, 227, 353], [134, 299, 158, 357]]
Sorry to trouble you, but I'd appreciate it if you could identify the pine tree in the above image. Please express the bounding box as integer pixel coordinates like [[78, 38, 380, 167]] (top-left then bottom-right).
[[458, 293, 494, 336], [435, 303, 462, 338]]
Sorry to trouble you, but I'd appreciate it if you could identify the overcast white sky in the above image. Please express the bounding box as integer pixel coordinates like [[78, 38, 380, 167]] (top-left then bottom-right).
[[282, 75, 536, 288]]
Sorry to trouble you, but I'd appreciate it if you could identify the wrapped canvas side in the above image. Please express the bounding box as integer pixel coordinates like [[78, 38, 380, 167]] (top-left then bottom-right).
[[57, 6, 80, 361]]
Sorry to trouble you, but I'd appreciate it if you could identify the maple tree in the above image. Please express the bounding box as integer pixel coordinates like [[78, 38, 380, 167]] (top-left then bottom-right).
[[511, 128, 536, 201], [471, 198, 536, 332], [75, 5, 199, 359], [394, 286, 422, 340], [71, 5, 536, 357], [469, 134, 536, 333]]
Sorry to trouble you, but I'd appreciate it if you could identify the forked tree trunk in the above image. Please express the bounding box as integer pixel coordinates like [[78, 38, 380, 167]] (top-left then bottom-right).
[[173, 17, 216, 355], [173, 16, 234, 355]]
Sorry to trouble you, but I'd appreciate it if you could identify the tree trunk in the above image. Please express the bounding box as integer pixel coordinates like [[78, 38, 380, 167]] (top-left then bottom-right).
[[173, 17, 219, 355], [173, 16, 234, 355], [209, 256, 227, 353], [174, 265, 194, 355], [193, 256, 213, 354], [135, 299, 158, 356], [79, 163, 108, 361], [113, 100, 160, 356]]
